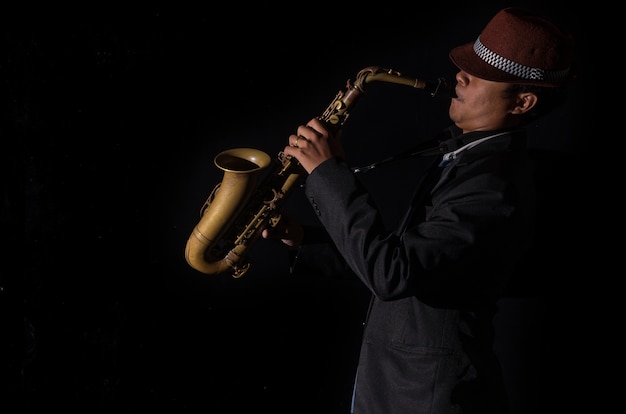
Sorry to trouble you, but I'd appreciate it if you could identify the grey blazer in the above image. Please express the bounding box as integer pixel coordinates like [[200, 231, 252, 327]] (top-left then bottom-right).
[[301, 127, 536, 414]]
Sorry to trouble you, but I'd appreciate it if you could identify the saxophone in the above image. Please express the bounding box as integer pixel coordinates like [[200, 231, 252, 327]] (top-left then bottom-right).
[[185, 66, 449, 277]]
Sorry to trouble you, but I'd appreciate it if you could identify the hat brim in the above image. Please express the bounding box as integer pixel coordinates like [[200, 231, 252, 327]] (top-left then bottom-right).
[[449, 41, 564, 87]]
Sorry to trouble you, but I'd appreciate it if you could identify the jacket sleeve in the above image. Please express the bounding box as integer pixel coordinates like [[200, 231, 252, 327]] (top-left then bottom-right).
[[303, 156, 533, 305]]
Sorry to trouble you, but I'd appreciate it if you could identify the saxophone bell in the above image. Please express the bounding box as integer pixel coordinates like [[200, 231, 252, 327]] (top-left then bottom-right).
[[184, 148, 275, 277]]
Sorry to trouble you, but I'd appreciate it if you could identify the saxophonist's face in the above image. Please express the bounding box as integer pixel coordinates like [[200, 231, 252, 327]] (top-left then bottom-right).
[[448, 70, 522, 134]]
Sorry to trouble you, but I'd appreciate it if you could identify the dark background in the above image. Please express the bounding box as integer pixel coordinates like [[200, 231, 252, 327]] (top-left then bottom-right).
[[5, 3, 594, 413]]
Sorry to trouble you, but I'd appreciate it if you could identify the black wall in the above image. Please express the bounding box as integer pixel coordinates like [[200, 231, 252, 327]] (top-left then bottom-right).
[[5, 3, 595, 412]]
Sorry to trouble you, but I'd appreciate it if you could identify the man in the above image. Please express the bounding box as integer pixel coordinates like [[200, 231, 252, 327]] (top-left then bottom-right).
[[263, 7, 575, 413]]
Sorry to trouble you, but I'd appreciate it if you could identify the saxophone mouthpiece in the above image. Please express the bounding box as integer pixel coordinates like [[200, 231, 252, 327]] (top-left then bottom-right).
[[425, 78, 455, 99]]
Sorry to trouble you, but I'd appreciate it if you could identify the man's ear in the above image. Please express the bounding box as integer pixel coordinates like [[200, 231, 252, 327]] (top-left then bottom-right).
[[511, 92, 538, 115]]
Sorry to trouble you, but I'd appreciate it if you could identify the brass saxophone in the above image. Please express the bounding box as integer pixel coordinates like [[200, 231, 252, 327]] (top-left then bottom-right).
[[185, 66, 449, 277]]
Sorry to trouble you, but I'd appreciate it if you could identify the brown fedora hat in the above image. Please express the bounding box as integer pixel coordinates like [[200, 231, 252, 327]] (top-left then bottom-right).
[[449, 7, 575, 87]]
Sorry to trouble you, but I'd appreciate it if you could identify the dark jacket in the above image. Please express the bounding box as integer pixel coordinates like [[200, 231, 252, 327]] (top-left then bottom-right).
[[300, 127, 536, 414]]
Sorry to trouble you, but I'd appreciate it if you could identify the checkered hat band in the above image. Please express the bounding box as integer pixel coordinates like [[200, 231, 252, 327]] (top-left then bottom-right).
[[473, 37, 569, 82]]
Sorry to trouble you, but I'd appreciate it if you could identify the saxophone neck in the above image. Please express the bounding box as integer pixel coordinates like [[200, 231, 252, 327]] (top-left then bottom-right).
[[356, 66, 451, 97], [320, 66, 451, 130]]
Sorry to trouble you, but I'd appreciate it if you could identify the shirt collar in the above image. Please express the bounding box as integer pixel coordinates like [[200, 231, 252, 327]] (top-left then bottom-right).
[[438, 128, 524, 167], [440, 132, 509, 166]]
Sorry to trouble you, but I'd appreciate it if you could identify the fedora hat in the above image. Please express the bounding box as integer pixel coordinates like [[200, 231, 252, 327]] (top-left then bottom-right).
[[449, 7, 574, 87]]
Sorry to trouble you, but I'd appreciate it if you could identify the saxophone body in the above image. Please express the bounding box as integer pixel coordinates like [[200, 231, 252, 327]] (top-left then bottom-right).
[[185, 66, 449, 277], [184, 148, 301, 277]]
